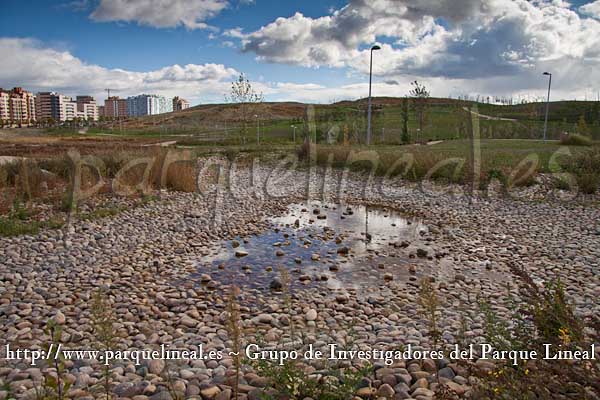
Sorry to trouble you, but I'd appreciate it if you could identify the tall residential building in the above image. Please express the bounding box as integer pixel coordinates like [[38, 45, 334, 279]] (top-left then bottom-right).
[[0, 87, 36, 125], [0, 91, 9, 122], [36, 92, 80, 122], [127, 94, 173, 117], [103, 96, 128, 118], [76, 95, 99, 121], [173, 96, 190, 112]]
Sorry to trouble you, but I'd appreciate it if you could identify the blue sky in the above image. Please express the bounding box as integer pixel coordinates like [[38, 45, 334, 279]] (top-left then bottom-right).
[[1, 0, 600, 104]]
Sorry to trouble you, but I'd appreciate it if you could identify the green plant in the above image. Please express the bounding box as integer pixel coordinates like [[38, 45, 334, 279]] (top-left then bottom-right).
[[418, 278, 442, 349], [35, 320, 72, 400], [90, 288, 116, 399], [252, 357, 371, 400], [225, 285, 242, 399], [474, 265, 600, 399], [0, 216, 40, 237]]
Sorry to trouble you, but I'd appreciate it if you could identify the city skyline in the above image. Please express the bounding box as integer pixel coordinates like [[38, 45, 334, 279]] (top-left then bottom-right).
[[1, 0, 600, 105]]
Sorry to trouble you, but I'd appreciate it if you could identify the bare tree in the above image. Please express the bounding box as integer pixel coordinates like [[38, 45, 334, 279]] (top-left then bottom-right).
[[225, 73, 264, 144], [409, 81, 430, 142]]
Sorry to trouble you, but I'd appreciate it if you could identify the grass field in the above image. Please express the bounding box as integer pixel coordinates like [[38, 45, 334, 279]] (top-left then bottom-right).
[[76, 97, 600, 145]]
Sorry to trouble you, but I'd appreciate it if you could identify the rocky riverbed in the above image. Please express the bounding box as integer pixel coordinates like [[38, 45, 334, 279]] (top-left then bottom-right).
[[1, 162, 599, 399]]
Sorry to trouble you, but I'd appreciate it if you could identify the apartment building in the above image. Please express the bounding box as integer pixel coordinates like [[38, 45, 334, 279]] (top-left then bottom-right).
[[0, 91, 9, 122], [172, 96, 190, 112], [127, 94, 173, 117], [76, 95, 99, 121], [36, 92, 64, 122], [36, 92, 97, 122], [103, 96, 128, 118], [0, 87, 36, 125]]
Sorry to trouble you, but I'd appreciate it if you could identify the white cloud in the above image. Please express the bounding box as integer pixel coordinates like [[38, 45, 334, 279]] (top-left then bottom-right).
[[1, 34, 597, 108], [580, 0, 600, 18], [0, 38, 239, 104], [90, 0, 228, 30], [237, 0, 600, 82]]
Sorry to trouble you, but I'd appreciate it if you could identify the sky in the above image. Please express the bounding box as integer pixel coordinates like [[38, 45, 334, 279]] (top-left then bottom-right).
[[1, 0, 600, 106]]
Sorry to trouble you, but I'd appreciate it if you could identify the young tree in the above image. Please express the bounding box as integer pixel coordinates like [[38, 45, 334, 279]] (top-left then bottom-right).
[[577, 114, 589, 135], [225, 73, 264, 144], [400, 96, 410, 143], [409, 80, 429, 142]]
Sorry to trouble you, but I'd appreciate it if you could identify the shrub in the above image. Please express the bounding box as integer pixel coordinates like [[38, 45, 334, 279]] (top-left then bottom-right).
[[165, 161, 197, 192], [560, 133, 592, 146], [474, 265, 600, 399], [561, 148, 600, 194], [577, 174, 599, 194]]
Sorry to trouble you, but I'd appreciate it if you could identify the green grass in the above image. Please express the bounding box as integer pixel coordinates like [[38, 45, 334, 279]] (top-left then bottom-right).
[[79, 206, 127, 221], [47, 99, 600, 144], [0, 215, 64, 237]]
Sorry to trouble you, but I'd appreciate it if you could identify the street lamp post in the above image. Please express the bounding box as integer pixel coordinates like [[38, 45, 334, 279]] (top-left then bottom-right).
[[291, 125, 296, 143], [542, 72, 552, 142], [254, 114, 260, 145], [367, 45, 381, 146]]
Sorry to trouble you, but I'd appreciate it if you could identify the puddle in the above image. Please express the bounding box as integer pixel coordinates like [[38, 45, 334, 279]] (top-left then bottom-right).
[[192, 202, 429, 294]]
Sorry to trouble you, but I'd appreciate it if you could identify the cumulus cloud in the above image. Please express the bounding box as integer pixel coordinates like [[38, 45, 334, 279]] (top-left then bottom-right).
[[237, 0, 600, 82], [0, 38, 239, 103], [580, 0, 600, 18], [90, 0, 228, 30]]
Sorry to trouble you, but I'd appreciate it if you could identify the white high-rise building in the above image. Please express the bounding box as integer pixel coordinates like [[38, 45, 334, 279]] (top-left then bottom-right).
[[127, 94, 173, 117]]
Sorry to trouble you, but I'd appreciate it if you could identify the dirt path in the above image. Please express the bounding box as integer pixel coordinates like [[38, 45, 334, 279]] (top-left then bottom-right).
[[463, 107, 517, 121]]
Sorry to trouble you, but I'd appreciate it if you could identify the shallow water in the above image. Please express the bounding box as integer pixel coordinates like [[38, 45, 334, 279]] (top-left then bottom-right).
[[194, 202, 428, 293]]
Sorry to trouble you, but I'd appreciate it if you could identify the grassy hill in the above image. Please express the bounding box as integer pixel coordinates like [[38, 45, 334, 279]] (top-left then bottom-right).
[[93, 97, 600, 144]]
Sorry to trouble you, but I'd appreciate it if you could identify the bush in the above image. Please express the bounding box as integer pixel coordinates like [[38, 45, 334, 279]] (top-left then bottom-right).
[[561, 148, 600, 194], [165, 161, 197, 192], [560, 133, 592, 146], [577, 174, 599, 194], [474, 265, 600, 399]]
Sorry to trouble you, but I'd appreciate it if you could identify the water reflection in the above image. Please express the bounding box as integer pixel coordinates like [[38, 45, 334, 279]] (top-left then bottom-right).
[[194, 202, 428, 292]]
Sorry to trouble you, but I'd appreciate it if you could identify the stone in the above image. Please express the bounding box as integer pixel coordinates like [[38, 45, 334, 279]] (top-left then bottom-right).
[[148, 359, 165, 375], [355, 387, 376, 397], [235, 250, 248, 257], [200, 386, 221, 399], [416, 248, 428, 258], [305, 309, 317, 321], [377, 383, 395, 398], [269, 278, 283, 290], [337, 247, 349, 255], [53, 311, 66, 325], [438, 367, 455, 380]]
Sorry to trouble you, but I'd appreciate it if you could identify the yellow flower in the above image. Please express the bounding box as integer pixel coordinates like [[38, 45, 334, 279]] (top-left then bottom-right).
[[559, 327, 571, 345]]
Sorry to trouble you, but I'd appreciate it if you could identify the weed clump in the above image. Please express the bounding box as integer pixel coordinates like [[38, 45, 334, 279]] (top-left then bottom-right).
[[474, 264, 600, 399], [560, 133, 592, 146]]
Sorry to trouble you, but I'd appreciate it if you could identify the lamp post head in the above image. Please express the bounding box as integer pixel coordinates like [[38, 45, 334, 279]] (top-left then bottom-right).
[[371, 45, 381, 51], [543, 72, 551, 76]]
